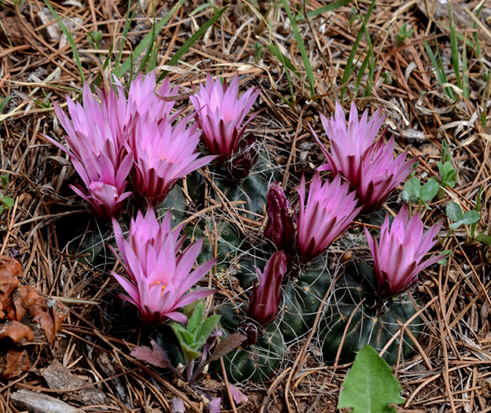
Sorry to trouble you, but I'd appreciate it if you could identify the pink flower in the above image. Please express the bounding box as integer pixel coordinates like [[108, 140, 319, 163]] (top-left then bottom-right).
[[297, 174, 361, 261], [127, 72, 177, 124], [365, 207, 443, 298], [313, 102, 414, 211], [131, 116, 215, 205], [47, 83, 133, 217], [190, 75, 259, 157], [249, 251, 287, 325], [264, 183, 295, 253], [111, 209, 215, 324]]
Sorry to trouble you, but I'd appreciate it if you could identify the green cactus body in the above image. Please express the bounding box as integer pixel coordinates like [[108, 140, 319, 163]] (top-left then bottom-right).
[[215, 303, 286, 382], [216, 256, 333, 383], [320, 261, 422, 365], [279, 256, 331, 341]]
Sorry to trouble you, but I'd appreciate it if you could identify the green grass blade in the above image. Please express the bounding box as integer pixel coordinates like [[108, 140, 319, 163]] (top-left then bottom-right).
[[462, 34, 469, 99], [159, 7, 226, 80], [423, 40, 454, 100], [43, 0, 85, 84], [448, 3, 461, 88], [268, 43, 295, 98], [137, 17, 158, 74], [0, 96, 11, 113], [268, 44, 299, 76], [363, 25, 374, 96], [341, 0, 376, 99], [114, 0, 183, 78], [280, 0, 315, 97], [298, 0, 352, 21], [115, 0, 134, 71]]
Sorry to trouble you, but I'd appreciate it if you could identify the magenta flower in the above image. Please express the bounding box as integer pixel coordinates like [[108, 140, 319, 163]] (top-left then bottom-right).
[[127, 72, 177, 123], [249, 251, 287, 325], [365, 207, 443, 298], [131, 116, 215, 205], [264, 183, 295, 253], [297, 174, 361, 261], [313, 102, 414, 211], [111, 209, 215, 324], [190, 75, 259, 157], [48, 83, 133, 218]]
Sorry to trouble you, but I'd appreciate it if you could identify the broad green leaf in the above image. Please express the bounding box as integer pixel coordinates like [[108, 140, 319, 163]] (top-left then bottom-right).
[[179, 341, 201, 363], [401, 177, 421, 203], [450, 210, 480, 229], [420, 178, 440, 202], [187, 301, 205, 336], [171, 322, 194, 346], [475, 233, 491, 246], [446, 202, 463, 222], [338, 345, 404, 413], [196, 314, 221, 348]]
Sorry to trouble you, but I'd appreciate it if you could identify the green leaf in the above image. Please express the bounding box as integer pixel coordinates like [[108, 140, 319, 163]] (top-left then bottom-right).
[[450, 210, 480, 229], [196, 314, 220, 348], [114, 1, 183, 78], [446, 202, 463, 222], [401, 177, 421, 203], [438, 160, 457, 188], [171, 322, 194, 346], [0, 196, 14, 209], [475, 233, 491, 246], [420, 178, 440, 202], [338, 345, 404, 413], [179, 341, 201, 363], [187, 301, 205, 336]]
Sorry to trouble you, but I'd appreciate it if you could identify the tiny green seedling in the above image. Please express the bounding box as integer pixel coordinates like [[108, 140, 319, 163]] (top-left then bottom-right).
[[437, 141, 457, 189], [0, 175, 14, 215], [401, 176, 440, 205], [338, 345, 404, 413], [396, 23, 413, 47], [171, 301, 220, 364]]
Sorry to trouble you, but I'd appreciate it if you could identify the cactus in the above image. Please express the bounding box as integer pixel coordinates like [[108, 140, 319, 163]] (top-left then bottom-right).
[[215, 254, 332, 383], [320, 260, 422, 365], [216, 303, 287, 382]]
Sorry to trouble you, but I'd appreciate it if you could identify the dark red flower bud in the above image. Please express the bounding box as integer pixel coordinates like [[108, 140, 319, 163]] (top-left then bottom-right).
[[264, 183, 295, 253], [248, 251, 287, 325], [227, 134, 258, 180]]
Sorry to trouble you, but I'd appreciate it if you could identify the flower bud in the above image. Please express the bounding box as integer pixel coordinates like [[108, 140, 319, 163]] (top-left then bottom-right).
[[248, 251, 287, 325], [264, 183, 295, 253]]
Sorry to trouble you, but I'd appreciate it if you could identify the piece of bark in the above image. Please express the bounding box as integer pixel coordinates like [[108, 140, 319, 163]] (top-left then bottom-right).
[[41, 360, 106, 405], [11, 389, 83, 413]]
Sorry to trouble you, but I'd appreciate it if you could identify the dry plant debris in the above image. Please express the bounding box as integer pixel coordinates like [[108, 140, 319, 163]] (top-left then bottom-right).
[[0, 0, 489, 412]]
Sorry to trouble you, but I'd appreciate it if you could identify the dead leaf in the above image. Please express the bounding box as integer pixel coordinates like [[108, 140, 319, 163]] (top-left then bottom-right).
[[1, 349, 30, 379], [42, 360, 106, 404], [0, 12, 25, 46], [0, 320, 34, 343], [0, 257, 21, 318], [130, 340, 172, 369], [11, 389, 83, 413], [209, 333, 247, 362]]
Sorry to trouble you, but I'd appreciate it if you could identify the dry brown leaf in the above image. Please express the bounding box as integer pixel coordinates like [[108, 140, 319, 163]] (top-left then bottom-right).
[[0, 257, 21, 319], [1, 349, 30, 379], [0, 320, 34, 343]]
